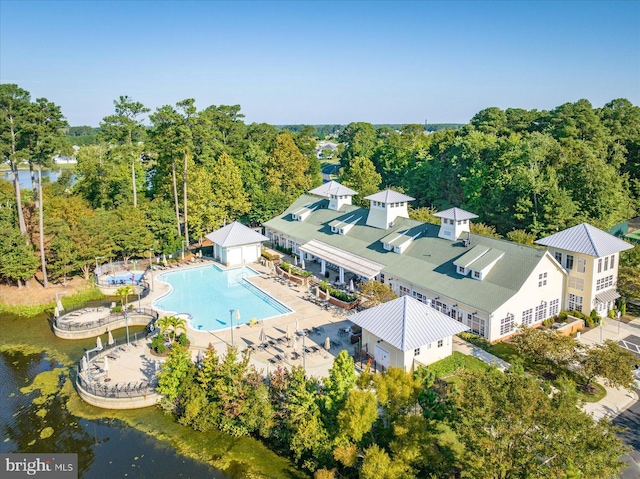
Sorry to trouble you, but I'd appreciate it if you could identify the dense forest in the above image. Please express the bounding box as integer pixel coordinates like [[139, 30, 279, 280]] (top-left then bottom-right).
[[0, 83, 638, 297]]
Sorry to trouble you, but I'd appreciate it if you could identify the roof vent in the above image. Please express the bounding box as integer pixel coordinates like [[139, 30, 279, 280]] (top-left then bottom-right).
[[389, 221, 394, 228]]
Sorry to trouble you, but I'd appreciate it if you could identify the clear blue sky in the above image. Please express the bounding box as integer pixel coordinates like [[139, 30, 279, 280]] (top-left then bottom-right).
[[1, 1, 638, 126]]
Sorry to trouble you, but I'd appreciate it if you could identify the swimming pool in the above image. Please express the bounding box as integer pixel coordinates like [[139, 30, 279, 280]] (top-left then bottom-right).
[[153, 266, 291, 331]]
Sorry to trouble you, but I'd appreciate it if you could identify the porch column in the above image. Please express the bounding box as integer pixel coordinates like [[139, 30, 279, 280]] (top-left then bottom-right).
[[301, 255, 305, 269], [320, 259, 326, 275], [339, 266, 345, 284]]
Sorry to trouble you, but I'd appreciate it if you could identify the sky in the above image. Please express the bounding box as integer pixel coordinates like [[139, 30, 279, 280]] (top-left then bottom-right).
[[1, 1, 638, 127]]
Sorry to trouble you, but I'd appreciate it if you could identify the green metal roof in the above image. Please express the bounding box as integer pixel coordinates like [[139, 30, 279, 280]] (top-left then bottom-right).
[[264, 195, 549, 314], [470, 248, 505, 271]]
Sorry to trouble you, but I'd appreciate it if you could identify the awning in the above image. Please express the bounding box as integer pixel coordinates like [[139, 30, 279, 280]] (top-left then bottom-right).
[[299, 239, 384, 279], [595, 289, 620, 304]]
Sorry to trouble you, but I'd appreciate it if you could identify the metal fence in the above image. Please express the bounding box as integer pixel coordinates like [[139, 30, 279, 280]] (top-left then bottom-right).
[[94, 259, 154, 287], [56, 307, 158, 331], [77, 372, 158, 398]]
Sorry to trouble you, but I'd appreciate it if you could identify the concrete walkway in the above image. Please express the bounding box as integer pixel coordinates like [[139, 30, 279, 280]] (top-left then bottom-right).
[[452, 336, 510, 371]]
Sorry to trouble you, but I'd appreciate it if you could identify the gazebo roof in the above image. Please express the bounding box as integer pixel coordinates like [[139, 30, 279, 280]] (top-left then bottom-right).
[[205, 222, 268, 248]]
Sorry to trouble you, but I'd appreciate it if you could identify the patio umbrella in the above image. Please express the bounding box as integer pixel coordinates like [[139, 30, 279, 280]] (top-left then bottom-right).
[[349, 279, 355, 293], [295, 318, 299, 333], [96, 336, 103, 350], [162, 253, 168, 267], [103, 356, 109, 379], [236, 310, 241, 322], [259, 328, 267, 344], [315, 286, 320, 298], [285, 325, 291, 341], [81, 356, 88, 372], [56, 296, 64, 313], [324, 337, 331, 351], [54, 306, 59, 318], [291, 335, 298, 352], [107, 330, 114, 346]]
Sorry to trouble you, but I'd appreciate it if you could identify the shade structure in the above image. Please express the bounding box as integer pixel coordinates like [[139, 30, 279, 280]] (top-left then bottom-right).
[[96, 336, 103, 350], [285, 325, 291, 341], [236, 310, 241, 321], [324, 337, 331, 351], [56, 297, 64, 313], [54, 306, 59, 318], [107, 330, 114, 346], [81, 356, 88, 372], [349, 279, 355, 293], [259, 328, 267, 344], [291, 335, 298, 352], [103, 357, 109, 378]]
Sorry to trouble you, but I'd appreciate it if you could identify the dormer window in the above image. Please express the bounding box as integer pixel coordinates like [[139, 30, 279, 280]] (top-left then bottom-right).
[[473, 270, 481, 279], [457, 265, 466, 274]]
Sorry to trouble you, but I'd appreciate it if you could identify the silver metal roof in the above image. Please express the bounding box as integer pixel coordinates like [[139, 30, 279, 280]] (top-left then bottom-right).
[[298, 239, 384, 279], [348, 296, 469, 351], [434, 207, 479, 221], [535, 223, 633, 257], [364, 189, 415, 203], [309, 180, 357, 198], [205, 222, 269, 248], [595, 289, 620, 304]]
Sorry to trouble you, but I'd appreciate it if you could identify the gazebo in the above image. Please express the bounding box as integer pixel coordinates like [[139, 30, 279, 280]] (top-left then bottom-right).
[[205, 222, 269, 267]]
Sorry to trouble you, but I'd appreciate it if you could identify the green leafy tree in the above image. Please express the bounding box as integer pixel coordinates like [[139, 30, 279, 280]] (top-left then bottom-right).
[[358, 280, 397, 307], [0, 227, 39, 287], [578, 340, 637, 390], [157, 315, 187, 342], [454, 368, 627, 478], [294, 125, 322, 187], [265, 132, 312, 201], [157, 344, 193, 408], [322, 350, 357, 433], [115, 285, 135, 309], [209, 152, 250, 225], [341, 156, 381, 206], [338, 122, 377, 167], [506, 229, 537, 245], [336, 389, 378, 443], [374, 368, 421, 424], [99, 96, 150, 208], [511, 327, 578, 374]]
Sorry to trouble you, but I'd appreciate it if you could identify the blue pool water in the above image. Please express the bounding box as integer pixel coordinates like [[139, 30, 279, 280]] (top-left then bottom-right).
[[104, 272, 144, 285], [153, 266, 291, 331]]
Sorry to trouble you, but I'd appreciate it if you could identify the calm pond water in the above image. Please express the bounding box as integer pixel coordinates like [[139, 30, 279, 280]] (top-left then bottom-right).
[[0, 169, 72, 189], [0, 349, 227, 479]]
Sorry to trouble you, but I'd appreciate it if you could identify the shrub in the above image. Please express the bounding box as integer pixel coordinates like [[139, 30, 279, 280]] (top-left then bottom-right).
[[111, 305, 122, 313], [619, 299, 626, 316], [176, 333, 189, 346], [558, 310, 569, 322], [261, 249, 279, 261], [151, 335, 166, 353], [318, 280, 357, 303], [458, 332, 492, 351], [542, 318, 554, 326], [279, 261, 313, 278], [425, 352, 466, 378], [607, 309, 616, 319]]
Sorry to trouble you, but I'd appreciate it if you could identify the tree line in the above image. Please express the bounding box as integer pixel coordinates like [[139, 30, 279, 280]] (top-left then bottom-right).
[[0, 85, 321, 288], [156, 345, 630, 478]]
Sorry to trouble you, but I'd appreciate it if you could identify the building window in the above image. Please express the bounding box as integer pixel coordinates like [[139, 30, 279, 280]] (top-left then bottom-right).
[[457, 220, 462, 225], [467, 313, 486, 337], [412, 291, 427, 303], [457, 265, 465, 274], [565, 255, 574, 270], [437, 339, 443, 348], [555, 252, 562, 264], [522, 308, 533, 325], [577, 257, 586, 273], [610, 255, 615, 269], [535, 302, 548, 322], [379, 273, 385, 284], [568, 293, 583, 312], [549, 299, 560, 317], [414, 348, 420, 356], [596, 275, 614, 291], [538, 272, 548, 287], [604, 256, 609, 271], [398, 285, 410, 297], [473, 270, 481, 279], [568, 276, 585, 291], [500, 313, 515, 335], [598, 258, 602, 273]]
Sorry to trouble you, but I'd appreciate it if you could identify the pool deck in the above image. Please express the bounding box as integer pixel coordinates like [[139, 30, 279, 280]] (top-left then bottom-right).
[[98, 259, 357, 388]]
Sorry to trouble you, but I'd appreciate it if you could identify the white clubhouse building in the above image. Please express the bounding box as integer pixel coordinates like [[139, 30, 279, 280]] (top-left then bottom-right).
[[264, 182, 632, 342]]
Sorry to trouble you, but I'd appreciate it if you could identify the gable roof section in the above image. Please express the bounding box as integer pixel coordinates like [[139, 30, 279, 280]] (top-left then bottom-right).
[[364, 189, 415, 203], [535, 223, 633, 257], [434, 207, 479, 221], [205, 221, 268, 248], [299, 239, 385, 279], [348, 296, 469, 351]]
